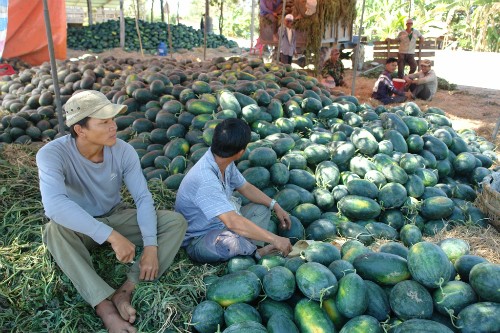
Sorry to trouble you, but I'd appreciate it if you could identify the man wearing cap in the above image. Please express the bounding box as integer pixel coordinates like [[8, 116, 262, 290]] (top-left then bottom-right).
[[321, 48, 346, 88], [372, 57, 412, 105], [175, 118, 293, 264], [386, 18, 424, 78], [278, 14, 296, 65], [404, 59, 437, 101], [36, 90, 187, 333]]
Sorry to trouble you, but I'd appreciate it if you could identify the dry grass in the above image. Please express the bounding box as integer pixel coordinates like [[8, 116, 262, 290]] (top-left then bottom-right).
[[0, 144, 225, 332], [425, 225, 499, 263]]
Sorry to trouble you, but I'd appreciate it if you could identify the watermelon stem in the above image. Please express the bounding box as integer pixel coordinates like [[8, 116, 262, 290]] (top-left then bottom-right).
[[318, 285, 337, 307], [445, 307, 462, 329]]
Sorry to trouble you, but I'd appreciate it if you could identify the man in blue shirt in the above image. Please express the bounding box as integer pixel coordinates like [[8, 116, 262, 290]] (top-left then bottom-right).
[[175, 118, 293, 263], [372, 57, 411, 105]]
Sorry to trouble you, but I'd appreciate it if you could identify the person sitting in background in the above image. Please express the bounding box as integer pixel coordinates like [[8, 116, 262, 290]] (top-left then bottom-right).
[[175, 118, 293, 264], [372, 57, 411, 104], [404, 59, 437, 101], [321, 48, 346, 88]]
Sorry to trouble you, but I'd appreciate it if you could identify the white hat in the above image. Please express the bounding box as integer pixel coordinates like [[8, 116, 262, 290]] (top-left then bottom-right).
[[285, 14, 294, 21], [64, 90, 127, 126]]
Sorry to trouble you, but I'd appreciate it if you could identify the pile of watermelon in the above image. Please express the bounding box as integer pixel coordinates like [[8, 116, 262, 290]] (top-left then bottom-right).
[[0, 55, 498, 332], [67, 18, 239, 54], [192, 239, 499, 332]]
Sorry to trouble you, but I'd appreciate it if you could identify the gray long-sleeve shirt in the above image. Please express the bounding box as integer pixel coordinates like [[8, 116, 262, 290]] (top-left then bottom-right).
[[36, 135, 157, 246], [407, 69, 438, 99]]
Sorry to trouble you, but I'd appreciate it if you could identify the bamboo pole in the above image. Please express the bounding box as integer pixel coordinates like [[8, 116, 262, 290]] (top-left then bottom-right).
[[42, 0, 65, 135], [164, 1, 173, 58], [119, 0, 125, 48], [204, 0, 208, 61], [250, 0, 255, 53], [133, 0, 144, 57], [87, 0, 93, 25]]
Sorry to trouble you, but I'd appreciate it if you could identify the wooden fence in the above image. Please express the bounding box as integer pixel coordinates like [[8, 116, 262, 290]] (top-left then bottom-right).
[[372, 39, 442, 65]]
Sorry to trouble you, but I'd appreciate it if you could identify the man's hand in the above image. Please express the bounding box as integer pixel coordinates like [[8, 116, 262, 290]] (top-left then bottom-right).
[[271, 235, 293, 257], [274, 204, 291, 230], [404, 76, 413, 86], [139, 246, 159, 281], [107, 230, 135, 263]]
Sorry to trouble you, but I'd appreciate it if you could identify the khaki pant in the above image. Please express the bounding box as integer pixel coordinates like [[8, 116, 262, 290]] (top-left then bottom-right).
[[42, 205, 187, 308]]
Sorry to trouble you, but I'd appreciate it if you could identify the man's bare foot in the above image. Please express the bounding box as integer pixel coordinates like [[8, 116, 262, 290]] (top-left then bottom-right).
[[96, 299, 137, 333], [111, 280, 137, 324], [257, 244, 280, 257]]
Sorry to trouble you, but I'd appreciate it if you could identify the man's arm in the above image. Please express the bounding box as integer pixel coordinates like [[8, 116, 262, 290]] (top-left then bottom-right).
[[122, 142, 158, 247], [237, 182, 291, 230], [413, 70, 436, 85]]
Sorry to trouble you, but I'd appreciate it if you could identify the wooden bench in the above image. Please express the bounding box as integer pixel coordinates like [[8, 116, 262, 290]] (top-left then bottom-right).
[[372, 39, 438, 66]]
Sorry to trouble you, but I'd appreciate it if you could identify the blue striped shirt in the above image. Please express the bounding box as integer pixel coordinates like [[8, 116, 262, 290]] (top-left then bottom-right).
[[175, 148, 246, 246]]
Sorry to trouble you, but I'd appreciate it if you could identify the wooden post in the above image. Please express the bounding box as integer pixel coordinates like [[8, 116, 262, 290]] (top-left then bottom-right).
[[151, 0, 155, 22], [87, 0, 93, 25], [250, 0, 255, 53], [418, 38, 422, 71], [160, 0, 164, 22], [42, 0, 65, 135], [164, 1, 173, 58], [204, 0, 208, 61], [119, 0, 125, 48]]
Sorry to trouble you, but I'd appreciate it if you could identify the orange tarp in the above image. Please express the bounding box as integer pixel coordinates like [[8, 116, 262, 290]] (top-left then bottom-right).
[[3, 0, 66, 65]]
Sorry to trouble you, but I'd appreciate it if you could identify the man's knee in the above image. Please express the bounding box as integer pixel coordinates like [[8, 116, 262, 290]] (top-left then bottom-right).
[[43, 221, 72, 244]]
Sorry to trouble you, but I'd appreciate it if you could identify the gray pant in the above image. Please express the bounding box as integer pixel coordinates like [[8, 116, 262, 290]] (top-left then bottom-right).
[[398, 53, 418, 78], [185, 203, 273, 263], [42, 205, 187, 308], [410, 83, 432, 101]]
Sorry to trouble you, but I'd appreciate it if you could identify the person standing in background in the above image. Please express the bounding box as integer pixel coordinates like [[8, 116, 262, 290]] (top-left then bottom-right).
[[278, 14, 296, 65], [386, 18, 424, 78]]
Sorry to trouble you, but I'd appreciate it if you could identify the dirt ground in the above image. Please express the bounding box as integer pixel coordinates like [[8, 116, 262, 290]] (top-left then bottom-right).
[[67, 46, 500, 148]]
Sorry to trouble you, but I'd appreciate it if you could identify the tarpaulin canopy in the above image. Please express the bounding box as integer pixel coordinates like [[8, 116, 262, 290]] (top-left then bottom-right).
[[2, 0, 66, 65]]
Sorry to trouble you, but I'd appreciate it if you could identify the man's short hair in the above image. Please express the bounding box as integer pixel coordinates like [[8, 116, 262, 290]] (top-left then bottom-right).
[[386, 57, 398, 64], [69, 117, 90, 138], [211, 118, 251, 158]]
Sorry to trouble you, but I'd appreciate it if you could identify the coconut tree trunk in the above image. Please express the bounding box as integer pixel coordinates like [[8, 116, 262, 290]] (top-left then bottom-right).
[[87, 0, 93, 25], [160, 0, 164, 22], [151, 0, 154, 22], [219, 1, 223, 36]]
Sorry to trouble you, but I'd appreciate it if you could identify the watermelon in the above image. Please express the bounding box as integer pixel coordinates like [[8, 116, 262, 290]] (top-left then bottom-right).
[[407, 242, 452, 289]]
